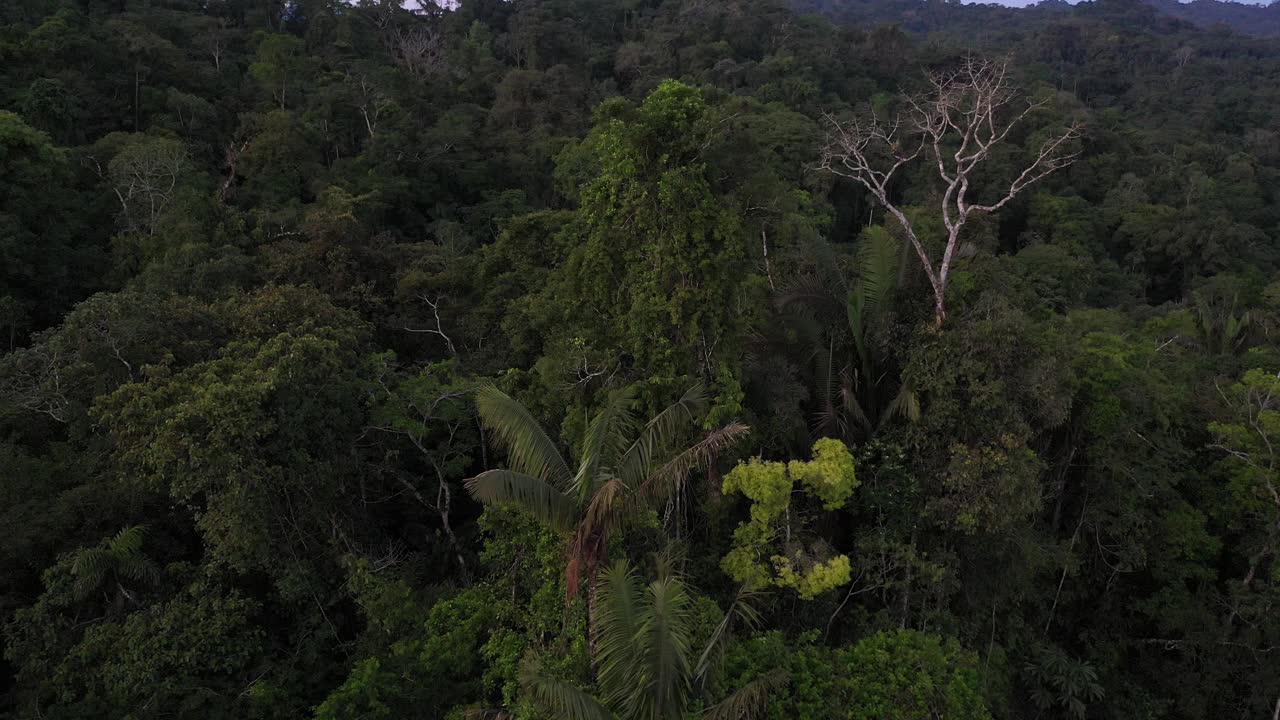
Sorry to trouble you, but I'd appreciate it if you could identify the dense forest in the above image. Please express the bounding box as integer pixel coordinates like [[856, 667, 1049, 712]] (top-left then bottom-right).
[[1140, 0, 1280, 37], [1, 0, 1279, 717]]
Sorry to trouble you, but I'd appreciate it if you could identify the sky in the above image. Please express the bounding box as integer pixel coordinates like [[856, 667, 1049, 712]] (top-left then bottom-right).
[[396, 0, 1276, 10]]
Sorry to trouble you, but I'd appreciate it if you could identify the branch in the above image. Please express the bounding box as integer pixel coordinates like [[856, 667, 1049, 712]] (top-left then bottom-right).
[[969, 120, 1084, 215]]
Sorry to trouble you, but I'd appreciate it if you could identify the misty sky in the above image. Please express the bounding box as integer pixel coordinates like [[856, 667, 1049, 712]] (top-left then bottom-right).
[[399, 0, 1276, 10]]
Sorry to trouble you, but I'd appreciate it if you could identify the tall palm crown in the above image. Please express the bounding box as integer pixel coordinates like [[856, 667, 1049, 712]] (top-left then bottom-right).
[[465, 385, 747, 595], [777, 231, 918, 440], [522, 559, 784, 720], [70, 525, 159, 608]]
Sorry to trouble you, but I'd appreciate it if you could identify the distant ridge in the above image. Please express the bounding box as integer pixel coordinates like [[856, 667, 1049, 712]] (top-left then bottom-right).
[[795, 0, 1280, 37], [1139, 0, 1280, 36]]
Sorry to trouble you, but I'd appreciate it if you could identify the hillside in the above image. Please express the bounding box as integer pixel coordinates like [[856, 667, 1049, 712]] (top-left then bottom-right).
[[1143, 0, 1280, 35], [799, 0, 1280, 37]]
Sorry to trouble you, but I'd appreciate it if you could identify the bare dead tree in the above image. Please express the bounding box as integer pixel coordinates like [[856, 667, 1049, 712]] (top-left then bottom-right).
[[402, 293, 456, 355], [366, 369, 473, 581], [219, 137, 250, 204], [98, 138, 191, 236], [0, 346, 71, 423], [820, 56, 1083, 326], [199, 18, 229, 71], [1173, 45, 1195, 69], [351, 74, 394, 140], [368, 5, 447, 79], [369, 0, 447, 77]]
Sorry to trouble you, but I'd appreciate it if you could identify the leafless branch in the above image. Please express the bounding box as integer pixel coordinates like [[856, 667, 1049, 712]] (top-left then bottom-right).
[[820, 56, 1083, 325]]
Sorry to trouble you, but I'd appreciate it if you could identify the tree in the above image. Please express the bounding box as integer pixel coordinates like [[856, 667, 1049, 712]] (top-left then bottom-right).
[[776, 229, 918, 441], [366, 358, 479, 578], [1210, 368, 1280, 621], [819, 56, 1083, 325], [92, 287, 372, 583], [69, 525, 159, 608], [99, 134, 192, 237], [250, 33, 306, 110], [720, 438, 858, 599], [541, 80, 767, 413], [465, 384, 748, 595], [0, 111, 97, 335], [838, 630, 991, 720], [522, 559, 786, 720]]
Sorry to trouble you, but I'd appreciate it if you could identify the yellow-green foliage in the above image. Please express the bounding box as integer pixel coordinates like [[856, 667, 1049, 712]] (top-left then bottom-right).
[[790, 437, 859, 509], [774, 553, 853, 600], [720, 439, 858, 598]]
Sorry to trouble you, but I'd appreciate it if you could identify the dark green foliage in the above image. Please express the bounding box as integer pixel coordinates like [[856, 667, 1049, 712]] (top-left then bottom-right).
[[838, 630, 991, 720], [1, 0, 1279, 718]]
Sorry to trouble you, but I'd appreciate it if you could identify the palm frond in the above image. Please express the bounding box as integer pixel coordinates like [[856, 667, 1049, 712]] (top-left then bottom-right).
[[854, 225, 899, 322], [465, 469, 576, 532], [628, 576, 694, 720], [115, 554, 159, 585], [703, 669, 789, 720], [849, 226, 897, 368], [567, 478, 629, 596], [774, 274, 846, 324], [522, 666, 614, 720], [810, 235, 850, 299], [578, 477, 629, 545], [838, 368, 873, 436], [71, 548, 112, 600], [572, 388, 640, 506], [846, 291, 868, 363], [812, 343, 848, 439], [881, 381, 921, 426], [617, 384, 707, 488], [641, 423, 751, 504], [474, 385, 573, 490], [593, 560, 645, 708], [109, 525, 148, 556], [695, 585, 766, 684]]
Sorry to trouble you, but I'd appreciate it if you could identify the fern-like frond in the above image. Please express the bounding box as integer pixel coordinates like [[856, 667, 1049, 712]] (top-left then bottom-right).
[[839, 368, 873, 436], [593, 560, 645, 708], [881, 381, 921, 426], [474, 385, 573, 491], [812, 342, 848, 439], [109, 525, 148, 557], [628, 576, 693, 720], [854, 225, 899, 321], [617, 384, 707, 488], [566, 478, 629, 597], [703, 669, 789, 720], [641, 423, 751, 504], [695, 585, 766, 684], [522, 665, 614, 720], [465, 469, 576, 532], [810, 235, 850, 299], [775, 274, 846, 325], [573, 388, 640, 506], [115, 554, 160, 586], [577, 477, 628, 547], [462, 710, 516, 720], [71, 547, 112, 600]]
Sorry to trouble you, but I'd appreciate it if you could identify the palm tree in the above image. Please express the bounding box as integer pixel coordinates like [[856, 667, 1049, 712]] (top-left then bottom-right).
[[1192, 287, 1251, 356], [70, 525, 160, 610], [465, 384, 748, 595], [521, 559, 786, 720], [776, 229, 918, 440]]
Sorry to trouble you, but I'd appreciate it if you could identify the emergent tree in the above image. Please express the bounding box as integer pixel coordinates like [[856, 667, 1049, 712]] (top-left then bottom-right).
[[819, 56, 1083, 326]]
